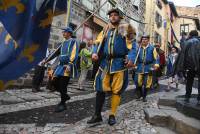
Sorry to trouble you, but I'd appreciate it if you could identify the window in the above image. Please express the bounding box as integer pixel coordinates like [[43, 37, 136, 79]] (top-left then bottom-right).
[[130, 0, 139, 11], [180, 24, 189, 35], [154, 32, 162, 44], [156, 0, 162, 9], [81, 0, 94, 11], [99, 0, 112, 19], [155, 11, 162, 28]]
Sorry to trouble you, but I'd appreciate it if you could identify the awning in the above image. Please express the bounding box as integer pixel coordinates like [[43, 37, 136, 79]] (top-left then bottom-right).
[[87, 11, 108, 28], [93, 15, 107, 28]]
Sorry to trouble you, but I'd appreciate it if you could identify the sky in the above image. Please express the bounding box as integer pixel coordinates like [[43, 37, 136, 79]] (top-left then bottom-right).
[[170, 0, 200, 7]]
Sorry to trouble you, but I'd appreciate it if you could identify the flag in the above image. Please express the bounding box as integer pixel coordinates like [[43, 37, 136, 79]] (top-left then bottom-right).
[[65, 0, 72, 27], [0, 0, 68, 90]]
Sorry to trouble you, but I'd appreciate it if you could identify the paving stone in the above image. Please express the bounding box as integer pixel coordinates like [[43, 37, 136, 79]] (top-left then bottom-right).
[[176, 96, 200, 120], [0, 95, 25, 105], [154, 127, 176, 134], [158, 94, 177, 107], [15, 93, 44, 101], [36, 92, 59, 99], [158, 81, 198, 108], [144, 108, 169, 127], [163, 109, 200, 134]]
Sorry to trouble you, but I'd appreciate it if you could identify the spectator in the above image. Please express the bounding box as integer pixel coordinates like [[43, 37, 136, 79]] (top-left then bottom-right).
[[78, 42, 92, 90], [153, 42, 166, 89], [166, 46, 179, 91]]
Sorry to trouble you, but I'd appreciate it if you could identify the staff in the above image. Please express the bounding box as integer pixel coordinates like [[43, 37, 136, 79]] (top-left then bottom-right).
[[45, 0, 109, 62]]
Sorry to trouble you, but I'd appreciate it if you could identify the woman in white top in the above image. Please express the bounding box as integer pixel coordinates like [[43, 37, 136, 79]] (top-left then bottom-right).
[[166, 46, 179, 91]]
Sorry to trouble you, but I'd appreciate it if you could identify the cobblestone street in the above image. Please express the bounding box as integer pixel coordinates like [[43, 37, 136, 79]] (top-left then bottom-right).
[[0, 78, 187, 134]]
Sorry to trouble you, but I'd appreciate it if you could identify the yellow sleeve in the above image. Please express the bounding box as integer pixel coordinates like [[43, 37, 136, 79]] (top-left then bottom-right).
[[153, 48, 160, 67], [126, 38, 132, 50], [70, 42, 77, 62], [94, 31, 104, 45]]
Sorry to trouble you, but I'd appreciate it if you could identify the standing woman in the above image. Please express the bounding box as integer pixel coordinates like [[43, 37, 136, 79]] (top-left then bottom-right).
[[166, 46, 179, 90]]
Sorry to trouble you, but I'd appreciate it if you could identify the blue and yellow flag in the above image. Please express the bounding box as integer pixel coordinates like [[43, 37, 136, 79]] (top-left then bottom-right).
[[0, 0, 67, 90]]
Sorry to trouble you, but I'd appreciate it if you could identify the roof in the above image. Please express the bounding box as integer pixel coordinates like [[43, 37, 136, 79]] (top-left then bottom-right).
[[168, 2, 178, 17]]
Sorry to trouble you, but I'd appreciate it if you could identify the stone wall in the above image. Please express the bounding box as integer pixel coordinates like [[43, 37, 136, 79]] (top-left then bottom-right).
[[173, 6, 200, 41], [117, 0, 146, 37], [176, 6, 200, 18]]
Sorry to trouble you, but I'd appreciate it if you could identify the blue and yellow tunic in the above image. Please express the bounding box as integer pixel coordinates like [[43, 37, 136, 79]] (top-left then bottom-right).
[[134, 44, 159, 74], [93, 24, 136, 94], [133, 44, 160, 88], [93, 26, 134, 74], [54, 38, 79, 78]]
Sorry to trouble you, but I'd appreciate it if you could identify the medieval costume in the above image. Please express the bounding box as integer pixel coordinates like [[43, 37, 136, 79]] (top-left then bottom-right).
[[133, 35, 160, 102], [45, 27, 79, 112], [87, 8, 136, 126]]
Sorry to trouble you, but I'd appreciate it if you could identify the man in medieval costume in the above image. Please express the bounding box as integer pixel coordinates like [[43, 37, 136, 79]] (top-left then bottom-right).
[[44, 27, 79, 112], [133, 35, 160, 102], [87, 8, 136, 126]]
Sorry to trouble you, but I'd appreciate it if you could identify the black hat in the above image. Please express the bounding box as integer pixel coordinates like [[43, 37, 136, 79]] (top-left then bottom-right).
[[141, 34, 150, 39], [61, 27, 73, 34], [107, 8, 123, 18]]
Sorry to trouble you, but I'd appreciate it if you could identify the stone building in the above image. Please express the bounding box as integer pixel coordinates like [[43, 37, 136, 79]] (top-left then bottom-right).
[[49, 0, 146, 50], [173, 6, 200, 42], [144, 0, 178, 54]]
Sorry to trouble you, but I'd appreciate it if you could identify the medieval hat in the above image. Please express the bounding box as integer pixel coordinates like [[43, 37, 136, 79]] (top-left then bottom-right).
[[62, 27, 73, 34], [141, 34, 150, 40]]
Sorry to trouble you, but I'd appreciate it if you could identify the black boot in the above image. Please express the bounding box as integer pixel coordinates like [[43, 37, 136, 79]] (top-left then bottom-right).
[[55, 94, 70, 113], [61, 94, 70, 104], [143, 88, 148, 102], [54, 102, 66, 112], [87, 92, 105, 124], [87, 114, 103, 124], [108, 115, 116, 126], [136, 87, 143, 100]]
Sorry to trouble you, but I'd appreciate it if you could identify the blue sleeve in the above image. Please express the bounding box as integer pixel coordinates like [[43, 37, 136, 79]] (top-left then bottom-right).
[[127, 41, 137, 63]]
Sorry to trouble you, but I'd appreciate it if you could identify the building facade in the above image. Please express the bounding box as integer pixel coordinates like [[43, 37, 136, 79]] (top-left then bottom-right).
[[49, 0, 146, 50], [173, 6, 200, 42], [144, 0, 178, 54]]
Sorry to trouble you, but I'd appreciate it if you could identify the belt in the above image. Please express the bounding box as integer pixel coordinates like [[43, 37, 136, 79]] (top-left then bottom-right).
[[106, 55, 126, 60], [138, 61, 153, 65]]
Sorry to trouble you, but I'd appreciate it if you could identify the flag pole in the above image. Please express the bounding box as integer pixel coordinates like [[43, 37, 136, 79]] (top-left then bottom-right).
[[45, 0, 109, 62], [65, 0, 72, 27]]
